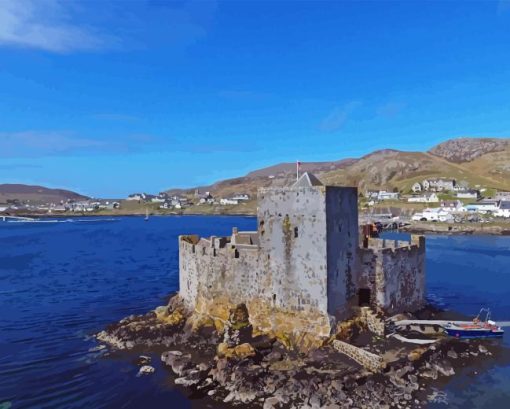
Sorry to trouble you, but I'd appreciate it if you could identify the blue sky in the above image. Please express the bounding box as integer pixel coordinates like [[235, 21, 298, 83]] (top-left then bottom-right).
[[1, 0, 510, 197]]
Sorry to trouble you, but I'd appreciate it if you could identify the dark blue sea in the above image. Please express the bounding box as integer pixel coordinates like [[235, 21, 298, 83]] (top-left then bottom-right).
[[0, 216, 509, 408]]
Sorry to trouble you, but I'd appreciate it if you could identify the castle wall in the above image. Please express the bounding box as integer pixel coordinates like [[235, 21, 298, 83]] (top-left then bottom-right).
[[358, 236, 426, 314], [179, 235, 332, 347], [325, 186, 359, 318], [257, 187, 329, 315], [179, 238, 264, 312]]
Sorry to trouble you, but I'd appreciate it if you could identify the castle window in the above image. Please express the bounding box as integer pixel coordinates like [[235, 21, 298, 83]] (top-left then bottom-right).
[[272, 294, 276, 303], [294, 227, 299, 238]]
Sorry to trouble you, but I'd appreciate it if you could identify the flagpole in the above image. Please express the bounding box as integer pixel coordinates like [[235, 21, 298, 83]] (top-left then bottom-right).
[[296, 160, 299, 181]]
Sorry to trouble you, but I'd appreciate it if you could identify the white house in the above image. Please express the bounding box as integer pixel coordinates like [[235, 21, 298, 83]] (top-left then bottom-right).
[[495, 192, 510, 201], [422, 178, 456, 192], [0, 204, 10, 212], [411, 182, 422, 193], [231, 194, 250, 201], [377, 191, 400, 201], [456, 190, 480, 199], [495, 201, 510, 218], [464, 200, 500, 213], [407, 193, 439, 203], [127, 193, 146, 201], [440, 200, 464, 212], [364, 190, 380, 199], [151, 196, 166, 203], [220, 198, 239, 205], [412, 208, 453, 222]]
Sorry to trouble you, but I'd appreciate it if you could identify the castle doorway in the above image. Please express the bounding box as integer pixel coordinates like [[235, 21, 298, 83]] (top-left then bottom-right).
[[358, 288, 371, 306]]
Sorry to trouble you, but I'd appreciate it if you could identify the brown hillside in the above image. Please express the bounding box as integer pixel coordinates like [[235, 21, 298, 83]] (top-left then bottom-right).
[[0, 184, 88, 204]]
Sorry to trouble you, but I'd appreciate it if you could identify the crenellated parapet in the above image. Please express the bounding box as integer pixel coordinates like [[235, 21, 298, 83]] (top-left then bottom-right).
[[358, 235, 426, 315], [177, 173, 426, 350]]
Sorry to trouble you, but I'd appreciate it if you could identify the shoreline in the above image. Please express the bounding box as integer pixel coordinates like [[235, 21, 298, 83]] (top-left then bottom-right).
[[95, 295, 505, 409], [6, 213, 510, 236]]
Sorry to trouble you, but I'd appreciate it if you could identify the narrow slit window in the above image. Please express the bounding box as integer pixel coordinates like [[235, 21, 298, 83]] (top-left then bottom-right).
[[294, 227, 299, 238]]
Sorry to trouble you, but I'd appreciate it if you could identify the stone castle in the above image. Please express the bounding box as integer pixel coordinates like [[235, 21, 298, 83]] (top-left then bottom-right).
[[179, 173, 425, 347]]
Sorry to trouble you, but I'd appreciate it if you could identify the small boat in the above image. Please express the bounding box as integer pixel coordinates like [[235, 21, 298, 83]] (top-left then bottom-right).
[[145, 208, 149, 221], [444, 308, 504, 338]]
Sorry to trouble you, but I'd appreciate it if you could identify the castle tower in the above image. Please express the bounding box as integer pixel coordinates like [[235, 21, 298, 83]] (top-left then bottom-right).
[[257, 172, 359, 320]]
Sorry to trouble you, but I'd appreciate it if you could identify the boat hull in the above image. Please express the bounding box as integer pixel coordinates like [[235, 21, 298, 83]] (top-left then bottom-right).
[[445, 328, 504, 338]]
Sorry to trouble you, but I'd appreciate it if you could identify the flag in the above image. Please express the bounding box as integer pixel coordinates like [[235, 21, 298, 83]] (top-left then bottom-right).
[[296, 161, 301, 180]]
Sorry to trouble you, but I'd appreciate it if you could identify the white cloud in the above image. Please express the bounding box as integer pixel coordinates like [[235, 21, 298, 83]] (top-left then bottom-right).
[[0, 0, 113, 52], [376, 102, 406, 119], [498, 0, 510, 14], [319, 101, 362, 132], [0, 131, 110, 157]]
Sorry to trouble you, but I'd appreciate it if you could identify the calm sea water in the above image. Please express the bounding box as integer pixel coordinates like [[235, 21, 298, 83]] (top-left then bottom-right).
[[0, 216, 509, 408]]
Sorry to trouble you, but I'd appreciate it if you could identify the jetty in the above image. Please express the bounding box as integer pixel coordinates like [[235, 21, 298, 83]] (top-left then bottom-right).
[[1, 215, 35, 222]]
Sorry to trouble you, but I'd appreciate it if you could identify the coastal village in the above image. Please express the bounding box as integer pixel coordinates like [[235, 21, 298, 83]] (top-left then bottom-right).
[[97, 173, 504, 409], [2, 174, 510, 233]]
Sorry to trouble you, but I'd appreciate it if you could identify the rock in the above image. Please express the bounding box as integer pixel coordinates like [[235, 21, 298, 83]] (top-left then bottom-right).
[[447, 349, 458, 359], [478, 344, 488, 354], [137, 355, 151, 365], [238, 389, 257, 403], [161, 350, 182, 365], [175, 370, 204, 387], [171, 357, 193, 376], [137, 365, 155, 376], [435, 360, 455, 377], [408, 348, 426, 362], [217, 342, 256, 359], [264, 396, 282, 409], [309, 394, 322, 408], [223, 392, 236, 403], [420, 368, 438, 380], [264, 351, 283, 362]]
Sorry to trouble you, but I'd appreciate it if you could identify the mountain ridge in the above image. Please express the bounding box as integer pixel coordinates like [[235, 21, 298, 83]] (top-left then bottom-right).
[[165, 137, 510, 197], [0, 184, 89, 204]]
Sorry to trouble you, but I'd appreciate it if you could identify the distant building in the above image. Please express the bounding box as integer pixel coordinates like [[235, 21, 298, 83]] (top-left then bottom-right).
[[495, 192, 510, 201], [220, 198, 239, 205], [198, 192, 214, 205], [495, 201, 510, 218], [127, 193, 146, 201], [407, 193, 439, 203], [456, 190, 480, 199], [377, 191, 399, 201], [365, 190, 379, 199], [440, 200, 464, 212], [0, 203, 9, 212], [151, 195, 166, 203], [411, 182, 422, 193], [464, 200, 500, 213], [422, 178, 456, 192], [231, 194, 250, 201]]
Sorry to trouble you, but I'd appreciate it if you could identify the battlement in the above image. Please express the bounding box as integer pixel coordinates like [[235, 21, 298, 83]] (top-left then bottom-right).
[[178, 172, 426, 347], [362, 235, 425, 251]]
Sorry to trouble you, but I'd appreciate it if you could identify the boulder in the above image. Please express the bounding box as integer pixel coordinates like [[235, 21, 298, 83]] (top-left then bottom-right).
[[217, 342, 256, 359], [435, 360, 455, 377], [263, 396, 282, 409], [137, 365, 155, 376]]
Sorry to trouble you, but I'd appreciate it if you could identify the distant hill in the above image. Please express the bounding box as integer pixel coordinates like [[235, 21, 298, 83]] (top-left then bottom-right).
[[165, 137, 510, 197], [0, 184, 88, 204], [428, 137, 510, 163]]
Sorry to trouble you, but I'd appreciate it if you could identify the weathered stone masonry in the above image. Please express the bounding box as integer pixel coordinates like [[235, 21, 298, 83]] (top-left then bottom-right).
[[178, 173, 426, 347]]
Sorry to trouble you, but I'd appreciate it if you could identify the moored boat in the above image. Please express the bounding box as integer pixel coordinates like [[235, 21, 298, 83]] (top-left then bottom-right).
[[444, 308, 504, 338]]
